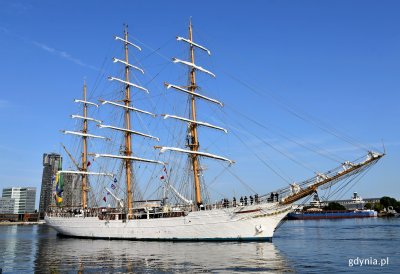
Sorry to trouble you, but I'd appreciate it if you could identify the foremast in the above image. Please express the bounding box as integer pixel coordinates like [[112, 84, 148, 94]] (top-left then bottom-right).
[[157, 20, 233, 208]]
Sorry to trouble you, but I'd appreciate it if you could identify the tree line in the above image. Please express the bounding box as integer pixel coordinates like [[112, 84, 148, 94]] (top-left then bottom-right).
[[364, 196, 400, 212]]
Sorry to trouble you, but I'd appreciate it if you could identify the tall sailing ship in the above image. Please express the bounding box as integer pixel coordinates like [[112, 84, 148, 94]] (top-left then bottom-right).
[[45, 22, 384, 240]]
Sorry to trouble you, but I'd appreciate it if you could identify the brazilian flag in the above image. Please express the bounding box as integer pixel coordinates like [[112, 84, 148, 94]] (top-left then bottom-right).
[[54, 158, 64, 205]]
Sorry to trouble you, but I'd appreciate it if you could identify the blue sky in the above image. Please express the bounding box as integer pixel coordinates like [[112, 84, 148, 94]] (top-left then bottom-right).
[[0, 0, 399, 208]]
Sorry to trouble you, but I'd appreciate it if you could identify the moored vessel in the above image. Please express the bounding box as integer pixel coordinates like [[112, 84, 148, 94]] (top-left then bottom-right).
[[287, 209, 377, 220], [45, 21, 384, 241]]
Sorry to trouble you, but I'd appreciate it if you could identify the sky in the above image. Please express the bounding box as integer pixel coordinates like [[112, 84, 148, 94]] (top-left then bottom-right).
[[0, 0, 399, 208]]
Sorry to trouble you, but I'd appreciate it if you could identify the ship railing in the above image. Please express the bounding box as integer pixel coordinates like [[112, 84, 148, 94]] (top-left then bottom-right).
[[46, 207, 122, 218], [46, 198, 275, 219]]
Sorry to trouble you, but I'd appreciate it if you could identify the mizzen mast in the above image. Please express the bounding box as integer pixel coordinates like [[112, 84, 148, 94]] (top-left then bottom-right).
[[62, 83, 112, 209]]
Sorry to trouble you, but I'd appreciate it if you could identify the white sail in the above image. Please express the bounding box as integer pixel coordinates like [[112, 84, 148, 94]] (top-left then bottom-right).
[[95, 153, 165, 165], [98, 124, 159, 141], [165, 83, 223, 106], [62, 130, 108, 140], [104, 187, 124, 207], [108, 77, 149, 93], [163, 114, 227, 133], [100, 100, 156, 117], [74, 99, 99, 108], [176, 36, 211, 55], [71, 115, 102, 124], [172, 58, 216, 78], [163, 181, 193, 205], [157, 146, 234, 164], [58, 170, 114, 177], [114, 36, 141, 51], [113, 57, 144, 74]]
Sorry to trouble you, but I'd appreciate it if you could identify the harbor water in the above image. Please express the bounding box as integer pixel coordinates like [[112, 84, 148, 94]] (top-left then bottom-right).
[[0, 218, 399, 273]]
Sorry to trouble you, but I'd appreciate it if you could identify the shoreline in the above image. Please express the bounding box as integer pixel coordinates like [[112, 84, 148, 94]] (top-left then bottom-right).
[[0, 221, 45, 226]]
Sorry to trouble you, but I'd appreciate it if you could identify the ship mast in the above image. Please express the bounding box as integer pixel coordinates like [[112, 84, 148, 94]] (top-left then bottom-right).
[[82, 81, 88, 208], [156, 20, 233, 208], [61, 84, 114, 208], [96, 25, 165, 217], [187, 20, 202, 206], [123, 25, 134, 217]]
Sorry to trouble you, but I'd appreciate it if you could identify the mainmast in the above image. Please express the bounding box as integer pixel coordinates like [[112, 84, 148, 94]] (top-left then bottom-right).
[[123, 26, 134, 216], [82, 81, 88, 208], [96, 25, 164, 217], [187, 20, 202, 206], [157, 20, 233, 208]]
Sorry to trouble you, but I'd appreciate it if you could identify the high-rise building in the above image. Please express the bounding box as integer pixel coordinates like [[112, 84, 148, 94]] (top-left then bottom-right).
[[2, 187, 36, 214], [63, 173, 82, 208], [39, 153, 62, 215]]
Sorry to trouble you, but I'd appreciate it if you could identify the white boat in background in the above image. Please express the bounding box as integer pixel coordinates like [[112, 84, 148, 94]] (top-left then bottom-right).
[[45, 21, 384, 241]]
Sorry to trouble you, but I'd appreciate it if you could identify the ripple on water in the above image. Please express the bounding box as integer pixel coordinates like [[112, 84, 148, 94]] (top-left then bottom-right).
[[0, 218, 399, 273]]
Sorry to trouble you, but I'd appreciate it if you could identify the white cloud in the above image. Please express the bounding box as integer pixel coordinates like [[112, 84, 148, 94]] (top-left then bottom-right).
[[32, 41, 98, 71], [0, 26, 98, 71]]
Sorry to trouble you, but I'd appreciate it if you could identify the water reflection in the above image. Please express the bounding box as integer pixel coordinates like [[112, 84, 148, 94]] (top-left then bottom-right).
[[0, 225, 38, 273], [31, 225, 291, 273]]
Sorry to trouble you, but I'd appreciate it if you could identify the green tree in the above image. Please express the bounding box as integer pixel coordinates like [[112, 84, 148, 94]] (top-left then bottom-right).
[[374, 203, 384, 212], [323, 202, 346, 210], [364, 203, 372, 210], [380, 196, 398, 208]]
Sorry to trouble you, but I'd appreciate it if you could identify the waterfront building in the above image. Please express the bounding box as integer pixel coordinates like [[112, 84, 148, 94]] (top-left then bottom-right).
[[39, 153, 62, 215], [0, 197, 15, 214], [63, 173, 82, 208], [330, 192, 381, 210], [2, 187, 36, 214]]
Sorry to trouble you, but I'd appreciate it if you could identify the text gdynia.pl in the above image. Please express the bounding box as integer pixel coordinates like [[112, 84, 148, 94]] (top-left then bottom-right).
[[348, 257, 389, 267]]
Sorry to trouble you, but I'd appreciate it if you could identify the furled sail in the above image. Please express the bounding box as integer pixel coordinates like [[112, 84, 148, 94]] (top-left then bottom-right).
[[108, 77, 149, 93], [156, 146, 234, 164], [172, 58, 216, 78], [74, 99, 99, 108], [163, 114, 227, 133], [114, 36, 141, 51], [176, 36, 211, 55], [113, 57, 144, 74], [98, 124, 160, 141], [58, 170, 114, 177], [62, 130, 108, 140], [95, 153, 165, 165], [99, 100, 156, 117], [164, 83, 223, 106], [71, 115, 102, 124]]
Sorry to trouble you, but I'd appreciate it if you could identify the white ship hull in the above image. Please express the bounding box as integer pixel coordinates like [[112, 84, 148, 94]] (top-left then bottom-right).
[[45, 203, 292, 241]]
